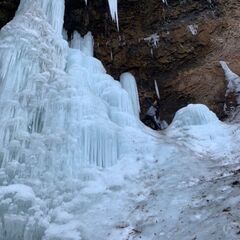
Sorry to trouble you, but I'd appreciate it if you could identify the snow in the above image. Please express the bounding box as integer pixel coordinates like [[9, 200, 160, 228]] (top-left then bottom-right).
[[1, 0, 240, 239]]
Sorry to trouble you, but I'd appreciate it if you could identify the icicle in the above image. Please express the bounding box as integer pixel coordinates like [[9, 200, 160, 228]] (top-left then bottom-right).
[[107, 0, 119, 30], [154, 80, 160, 99], [120, 72, 140, 117]]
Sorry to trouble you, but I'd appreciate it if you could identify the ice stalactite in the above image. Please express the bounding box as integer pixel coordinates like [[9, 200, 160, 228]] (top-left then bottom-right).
[[120, 72, 140, 117], [107, 0, 119, 30]]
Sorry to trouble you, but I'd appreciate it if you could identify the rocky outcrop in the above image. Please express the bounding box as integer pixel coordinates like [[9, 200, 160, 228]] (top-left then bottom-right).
[[1, 0, 240, 122], [0, 0, 19, 29]]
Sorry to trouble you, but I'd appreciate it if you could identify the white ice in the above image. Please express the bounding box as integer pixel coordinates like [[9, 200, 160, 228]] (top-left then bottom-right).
[[107, 0, 119, 30], [120, 72, 140, 117], [70, 31, 94, 57], [170, 104, 219, 128]]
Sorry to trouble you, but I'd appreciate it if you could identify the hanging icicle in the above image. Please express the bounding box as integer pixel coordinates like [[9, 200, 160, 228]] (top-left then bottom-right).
[[107, 0, 119, 30]]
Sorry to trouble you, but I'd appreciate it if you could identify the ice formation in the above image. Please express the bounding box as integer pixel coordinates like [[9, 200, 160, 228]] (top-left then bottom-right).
[[220, 61, 240, 103], [0, 0, 154, 238], [107, 0, 119, 30], [70, 31, 94, 57], [0, 0, 145, 178], [120, 72, 140, 117], [170, 104, 219, 128]]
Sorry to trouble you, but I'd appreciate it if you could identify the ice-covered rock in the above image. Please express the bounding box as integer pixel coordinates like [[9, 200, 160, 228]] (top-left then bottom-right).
[[170, 104, 219, 128], [220, 61, 240, 96]]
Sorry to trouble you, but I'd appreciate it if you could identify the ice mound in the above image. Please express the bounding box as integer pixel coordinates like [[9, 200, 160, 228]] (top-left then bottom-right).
[[171, 104, 219, 128]]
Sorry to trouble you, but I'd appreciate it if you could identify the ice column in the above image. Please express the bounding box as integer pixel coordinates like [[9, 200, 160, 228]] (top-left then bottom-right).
[[70, 31, 94, 56], [120, 72, 140, 117]]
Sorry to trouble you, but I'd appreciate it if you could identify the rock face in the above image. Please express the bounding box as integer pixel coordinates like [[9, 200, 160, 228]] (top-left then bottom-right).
[[1, 0, 240, 122], [0, 0, 20, 29]]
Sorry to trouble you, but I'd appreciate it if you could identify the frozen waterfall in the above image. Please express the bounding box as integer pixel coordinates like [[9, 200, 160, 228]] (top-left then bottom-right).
[[0, 0, 156, 238], [0, 0, 144, 181]]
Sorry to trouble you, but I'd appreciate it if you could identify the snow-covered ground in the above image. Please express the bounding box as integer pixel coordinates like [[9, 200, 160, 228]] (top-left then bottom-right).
[[0, 0, 240, 240]]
